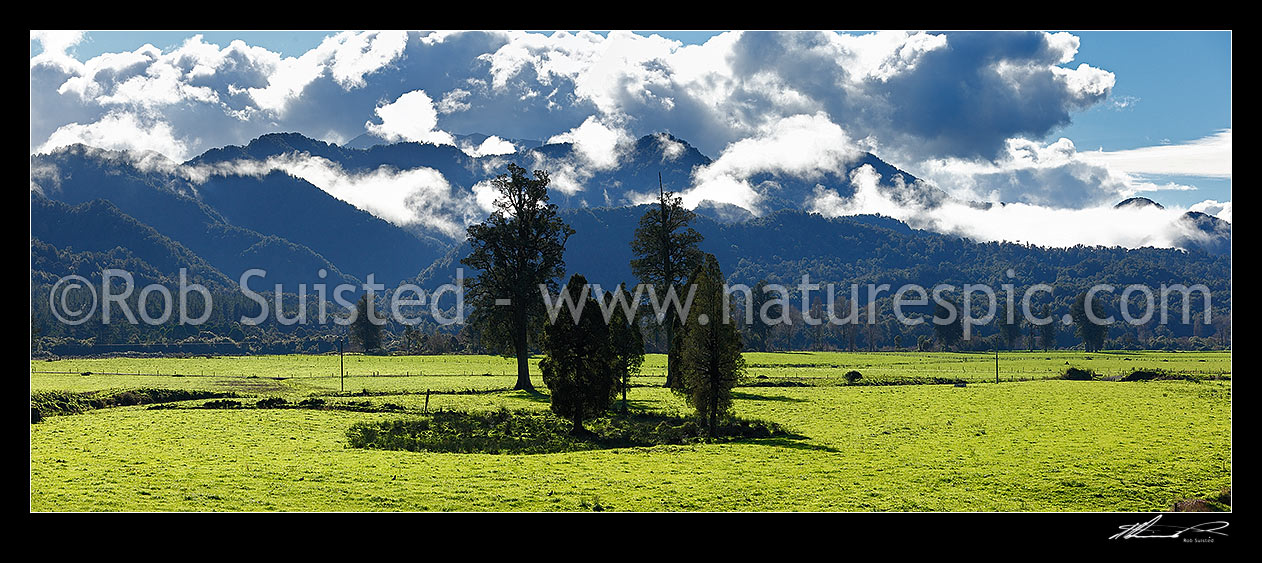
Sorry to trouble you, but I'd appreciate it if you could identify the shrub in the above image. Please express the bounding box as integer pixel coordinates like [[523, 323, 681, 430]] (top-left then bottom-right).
[[844, 370, 863, 384], [1061, 367, 1097, 381], [114, 391, 142, 406], [256, 397, 288, 409]]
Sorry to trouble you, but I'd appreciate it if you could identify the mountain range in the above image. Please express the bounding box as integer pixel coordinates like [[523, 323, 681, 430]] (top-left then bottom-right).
[[29, 132, 1231, 299]]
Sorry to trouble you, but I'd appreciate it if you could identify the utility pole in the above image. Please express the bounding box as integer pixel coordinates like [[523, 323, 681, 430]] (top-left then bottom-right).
[[995, 344, 999, 384], [339, 338, 345, 393]]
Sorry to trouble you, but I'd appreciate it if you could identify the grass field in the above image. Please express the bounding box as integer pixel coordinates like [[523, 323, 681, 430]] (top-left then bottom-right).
[[30, 351, 1231, 511]]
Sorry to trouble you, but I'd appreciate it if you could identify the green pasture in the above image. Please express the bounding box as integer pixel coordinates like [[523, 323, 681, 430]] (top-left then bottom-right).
[[30, 351, 1231, 511]]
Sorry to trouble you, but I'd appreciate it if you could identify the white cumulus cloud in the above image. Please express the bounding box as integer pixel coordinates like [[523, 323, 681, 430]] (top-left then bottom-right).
[[460, 135, 517, 157], [546, 115, 631, 170], [365, 89, 455, 145]]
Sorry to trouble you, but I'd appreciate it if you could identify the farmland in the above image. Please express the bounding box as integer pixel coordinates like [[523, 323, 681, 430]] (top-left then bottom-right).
[[30, 351, 1231, 511]]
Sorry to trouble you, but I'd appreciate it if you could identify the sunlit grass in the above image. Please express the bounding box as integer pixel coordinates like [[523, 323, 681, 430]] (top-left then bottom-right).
[[29, 351, 1231, 511]]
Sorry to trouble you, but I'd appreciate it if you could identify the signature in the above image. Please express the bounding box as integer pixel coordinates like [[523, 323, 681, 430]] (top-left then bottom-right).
[[1110, 515, 1229, 540]]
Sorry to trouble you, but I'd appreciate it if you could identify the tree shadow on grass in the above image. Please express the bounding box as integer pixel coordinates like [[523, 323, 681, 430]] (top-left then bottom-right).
[[505, 389, 552, 404], [612, 399, 662, 412], [746, 436, 841, 454], [731, 391, 808, 403]]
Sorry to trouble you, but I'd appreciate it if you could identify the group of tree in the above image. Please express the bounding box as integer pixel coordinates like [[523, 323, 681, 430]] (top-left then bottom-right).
[[465, 165, 740, 435]]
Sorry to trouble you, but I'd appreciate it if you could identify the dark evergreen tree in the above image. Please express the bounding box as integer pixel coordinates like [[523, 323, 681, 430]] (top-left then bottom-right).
[[678, 254, 745, 436], [540, 274, 616, 435]]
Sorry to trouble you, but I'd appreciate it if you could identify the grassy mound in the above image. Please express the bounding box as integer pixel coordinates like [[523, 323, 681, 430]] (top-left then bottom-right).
[[345, 408, 793, 455]]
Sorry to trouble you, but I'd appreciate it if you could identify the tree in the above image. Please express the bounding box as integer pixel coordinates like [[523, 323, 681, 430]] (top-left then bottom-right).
[[808, 297, 828, 351], [1039, 303, 1056, 351], [462, 164, 575, 391], [1212, 311, 1231, 348], [1071, 291, 1109, 352], [350, 294, 383, 353], [865, 306, 883, 352], [678, 254, 745, 436], [402, 325, 425, 355], [630, 175, 704, 388], [604, 284, 645, 413], [746, 280, 774, 352], [932, 300, 963, 351], [540, 274, 617, 435], [997, 300, 1022, 350]]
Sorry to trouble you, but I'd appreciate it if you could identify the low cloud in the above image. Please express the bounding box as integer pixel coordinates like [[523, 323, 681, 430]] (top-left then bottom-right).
[[684, 112, 862, 212], [1190, 199, 1232, 223], [810, 164, 1222, 250], [188, 154, 479, 238], [915, 136, 1210, 210], [919, 137, 1129, 208], [38, 111, 190, 161], [1078, 129, 1232, 179], [655, 133, 686, 161]]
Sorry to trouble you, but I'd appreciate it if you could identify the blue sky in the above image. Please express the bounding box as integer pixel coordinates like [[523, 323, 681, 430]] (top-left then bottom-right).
[[29, 30, 1231, 246], [1051, 31, 1231, 207]]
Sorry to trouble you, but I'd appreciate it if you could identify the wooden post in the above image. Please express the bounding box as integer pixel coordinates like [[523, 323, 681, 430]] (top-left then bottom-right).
[[339, 338, 344, 393]]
